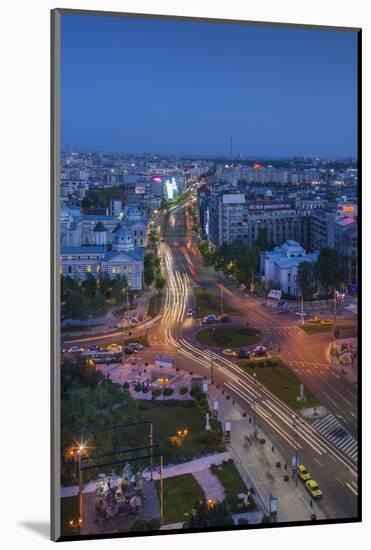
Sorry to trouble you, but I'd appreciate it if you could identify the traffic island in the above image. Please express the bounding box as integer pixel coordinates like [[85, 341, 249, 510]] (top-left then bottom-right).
[[196, 326, 262, 348]]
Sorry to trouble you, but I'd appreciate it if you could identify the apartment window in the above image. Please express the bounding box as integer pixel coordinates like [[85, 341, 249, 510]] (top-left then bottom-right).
[[96, 265, 100, 272], [87, 265, 91, 273]]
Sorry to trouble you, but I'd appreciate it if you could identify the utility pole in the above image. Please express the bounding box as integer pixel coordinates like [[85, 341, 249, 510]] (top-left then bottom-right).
[[160, 455, 164, 521], [332, 288, 337, 365], [292, 415, 298, 486], [221, 279, 224, 316], [253, 372, 257, 428], [78, 449, 83, 523], [149, 422, 154, 481], [300, 295, 304, 326]]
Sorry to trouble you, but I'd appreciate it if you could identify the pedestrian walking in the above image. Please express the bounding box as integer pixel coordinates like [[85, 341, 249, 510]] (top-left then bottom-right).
[[271, 445, 275, 453], [310, 499, 313, 508]]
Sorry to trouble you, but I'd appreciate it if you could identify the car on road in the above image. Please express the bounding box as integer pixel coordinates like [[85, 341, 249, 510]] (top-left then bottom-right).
[[218, 314, 231, 323], [107, 343, 122, 352], [68, 346, 84, 353], [305, 479, 322, 498], [222, 349, 237, 357], [297, 464, 311, 481], [122, 347, 135, 355], [236, 348, 251, 359], [308, 317, 321, 324], [187, 308, 193, 316], [321, 318, 333, 326], [127, 342, 143, 352], [202, 314, 218, 324], [253, 345, 267, 357]]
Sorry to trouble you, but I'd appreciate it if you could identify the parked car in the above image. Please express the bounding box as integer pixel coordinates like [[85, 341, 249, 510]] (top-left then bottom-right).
[[218, 314, 231, 323], [187, 308, 193, 316], [305, 479, 322, 498], [222, 349, 237, 357], [253, 345, 267, 357], [122, 347, 135, 355], [107, 343, 122, 352], [202, 314, 218, 324], [308, 317, 321, 324], [68, 346, 84, 353], [236, 348, 251, 359], [297, 464, 311, 481]]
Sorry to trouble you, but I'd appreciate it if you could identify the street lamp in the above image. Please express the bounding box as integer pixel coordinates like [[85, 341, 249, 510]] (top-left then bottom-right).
[[253, 372, 257, 428], [210, 327, 216, 384], [292, 415, 300, 486]]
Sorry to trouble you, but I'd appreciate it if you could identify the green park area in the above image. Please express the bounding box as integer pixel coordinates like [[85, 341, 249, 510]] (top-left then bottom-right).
[[137, 399, 225, 463], [194, 287, 240, 317], [196, 326, 262, 348], [156, 474, 204, 524], [212, 461, 256, 512], [148, 294, 162, 317], [301, 323, 355, 336], [237, 357, 319, 410]]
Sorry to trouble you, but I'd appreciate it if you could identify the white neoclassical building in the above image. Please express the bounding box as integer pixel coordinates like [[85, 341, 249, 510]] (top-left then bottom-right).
[[60, 225, 144, 290], [261, 240, 318, 297]]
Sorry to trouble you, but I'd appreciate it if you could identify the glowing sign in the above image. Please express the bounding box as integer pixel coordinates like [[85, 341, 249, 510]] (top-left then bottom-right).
[[152, 176, 162, 183], [253, 163, 262, 169], [341, 205, 355, 212]]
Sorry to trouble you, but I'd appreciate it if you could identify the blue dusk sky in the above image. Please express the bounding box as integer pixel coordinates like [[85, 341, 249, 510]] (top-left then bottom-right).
[[61, 13, 358, 157]]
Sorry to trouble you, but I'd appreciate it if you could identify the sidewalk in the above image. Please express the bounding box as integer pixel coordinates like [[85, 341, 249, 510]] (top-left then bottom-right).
[[208, 386, 325, 523], [326, 339, 358, 385], [61, 452, 231, 498]]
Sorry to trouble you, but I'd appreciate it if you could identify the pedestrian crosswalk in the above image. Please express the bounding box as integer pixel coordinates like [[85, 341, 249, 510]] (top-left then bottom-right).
[[312, 414, 358, 462], [266, 327, 305, 337]]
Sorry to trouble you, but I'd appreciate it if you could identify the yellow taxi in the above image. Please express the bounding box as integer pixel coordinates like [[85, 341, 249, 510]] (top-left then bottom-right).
[[320, 319, 333, 326], [305, 479, 322, 498], [297, 464, 311, 481], [222, 349, 237, 357], [107, 343, 122, 352], [308, 317, 321, 324]]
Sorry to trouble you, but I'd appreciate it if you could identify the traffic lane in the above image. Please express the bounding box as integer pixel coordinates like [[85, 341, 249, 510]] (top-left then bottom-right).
[[171, 349, 357, 520]]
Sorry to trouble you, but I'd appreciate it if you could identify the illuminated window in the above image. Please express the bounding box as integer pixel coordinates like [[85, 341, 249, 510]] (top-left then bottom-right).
[[112, 267, 116, 274], [60, 266, 62, 274], [96, 265, 100, 272], [128, 266, 132, 273], [87, 265, 91, 273]]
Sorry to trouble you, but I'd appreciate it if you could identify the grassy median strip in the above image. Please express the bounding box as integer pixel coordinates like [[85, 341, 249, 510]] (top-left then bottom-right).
[[237, 357, 319, 410], [301, 323, 356, 335], [194, 287, 240, 317], [148, 294, 162, 317], [156, 474, 205, 525], [196, 326, 262, 348]]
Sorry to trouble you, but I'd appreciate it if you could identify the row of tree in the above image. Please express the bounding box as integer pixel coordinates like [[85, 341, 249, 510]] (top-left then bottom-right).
[[199, 229, 346, 299], [199, 228, 274, 287], [61, 273, 133, 319], [298, 247, 346, 300]]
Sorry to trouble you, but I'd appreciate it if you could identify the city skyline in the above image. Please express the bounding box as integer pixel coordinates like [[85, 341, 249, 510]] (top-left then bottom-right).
[[61, 14, 358, 158]]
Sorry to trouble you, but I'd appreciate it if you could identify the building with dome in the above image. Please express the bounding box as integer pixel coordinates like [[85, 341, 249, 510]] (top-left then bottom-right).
[[60, 224, 144, 290], [261, 240, 318, 297]]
